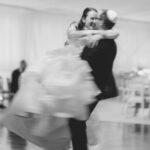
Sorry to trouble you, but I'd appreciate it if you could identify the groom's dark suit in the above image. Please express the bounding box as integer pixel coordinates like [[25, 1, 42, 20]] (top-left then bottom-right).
[[69, 38, 118, 150], [82, 38, 118, 112]]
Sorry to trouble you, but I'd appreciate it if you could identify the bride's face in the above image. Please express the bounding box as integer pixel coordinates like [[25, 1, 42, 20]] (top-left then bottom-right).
[[83, 10, 98, 30], [95, 10, 104, 30]]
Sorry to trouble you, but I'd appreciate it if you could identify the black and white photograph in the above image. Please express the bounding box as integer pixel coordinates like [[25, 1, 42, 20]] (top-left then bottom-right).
[[0, 0, 150, 150]]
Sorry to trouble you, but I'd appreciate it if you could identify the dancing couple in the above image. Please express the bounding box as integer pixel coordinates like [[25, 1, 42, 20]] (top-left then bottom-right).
[[1, 7, 119, 150]]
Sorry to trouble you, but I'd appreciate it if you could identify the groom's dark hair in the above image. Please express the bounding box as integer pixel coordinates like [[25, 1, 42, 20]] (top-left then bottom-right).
[[100, 9, 116, 30]]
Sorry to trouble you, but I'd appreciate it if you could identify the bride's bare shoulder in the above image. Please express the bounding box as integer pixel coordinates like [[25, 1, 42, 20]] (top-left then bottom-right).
[[67, 21, 78, 32]]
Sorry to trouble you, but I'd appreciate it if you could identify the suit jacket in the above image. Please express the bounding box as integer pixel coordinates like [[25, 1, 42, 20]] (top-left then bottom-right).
[[10, 69, 21, 93], [81, 39, 118, 99]]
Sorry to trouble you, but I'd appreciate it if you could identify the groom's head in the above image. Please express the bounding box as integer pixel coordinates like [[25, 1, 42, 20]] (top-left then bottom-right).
[[96, 9, 118, 30]]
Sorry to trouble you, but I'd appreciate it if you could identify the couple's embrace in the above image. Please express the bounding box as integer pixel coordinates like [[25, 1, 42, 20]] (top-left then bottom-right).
[[1, 8, 119, 150]]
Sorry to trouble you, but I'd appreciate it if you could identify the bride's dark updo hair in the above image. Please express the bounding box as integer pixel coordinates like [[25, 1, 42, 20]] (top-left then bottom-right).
[[77, 7, 98, 30]]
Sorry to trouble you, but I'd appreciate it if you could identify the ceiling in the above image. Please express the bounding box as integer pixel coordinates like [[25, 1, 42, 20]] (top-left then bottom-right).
[[0, 0, 150, 23]]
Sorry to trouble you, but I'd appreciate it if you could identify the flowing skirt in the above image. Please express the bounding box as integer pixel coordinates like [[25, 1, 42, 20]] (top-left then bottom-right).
[[2, 110, 70, 150], [2, 45, 100, 149]]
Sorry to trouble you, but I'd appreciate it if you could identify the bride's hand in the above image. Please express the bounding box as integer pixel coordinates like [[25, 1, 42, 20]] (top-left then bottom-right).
[[87, 34, 103, 48], [74, 34, 102, 48]]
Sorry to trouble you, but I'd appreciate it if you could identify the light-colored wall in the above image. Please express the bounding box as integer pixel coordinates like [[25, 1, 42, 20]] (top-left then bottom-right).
[[0, 6, 79, 78], [114, 19, 150, 73]]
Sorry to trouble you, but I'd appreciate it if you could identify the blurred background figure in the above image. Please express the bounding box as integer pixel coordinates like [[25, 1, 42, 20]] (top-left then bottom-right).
[[0, 76, 4, 108], [8, 131, 27, 150], [10, 60, 27, 102], [0, 76, 3, 92]]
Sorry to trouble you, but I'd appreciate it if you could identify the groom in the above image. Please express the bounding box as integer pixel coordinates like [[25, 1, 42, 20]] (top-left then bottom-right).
[[81, 9, 118, 113]]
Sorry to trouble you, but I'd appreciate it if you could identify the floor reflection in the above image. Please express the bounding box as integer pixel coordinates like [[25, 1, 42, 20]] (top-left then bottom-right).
[[0, 124, 42, 150], [0, 119, 150, 150], [8, 131, 27, 150], [134, 124, 149, 134], [98, 122, 150, 150]]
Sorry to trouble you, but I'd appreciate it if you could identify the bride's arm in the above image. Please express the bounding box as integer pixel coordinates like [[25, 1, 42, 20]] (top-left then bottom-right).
[[79, 30, 119, 48], [67, 22, 94, 40], [89, 29, 119, 39], [67, 22, 119, 41]]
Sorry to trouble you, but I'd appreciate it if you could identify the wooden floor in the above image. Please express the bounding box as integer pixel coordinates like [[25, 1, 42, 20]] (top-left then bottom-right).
[[0, 98, 150, 150]]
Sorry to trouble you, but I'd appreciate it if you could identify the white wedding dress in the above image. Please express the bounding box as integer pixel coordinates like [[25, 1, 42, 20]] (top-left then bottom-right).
[[2, 42, 100, 150]]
